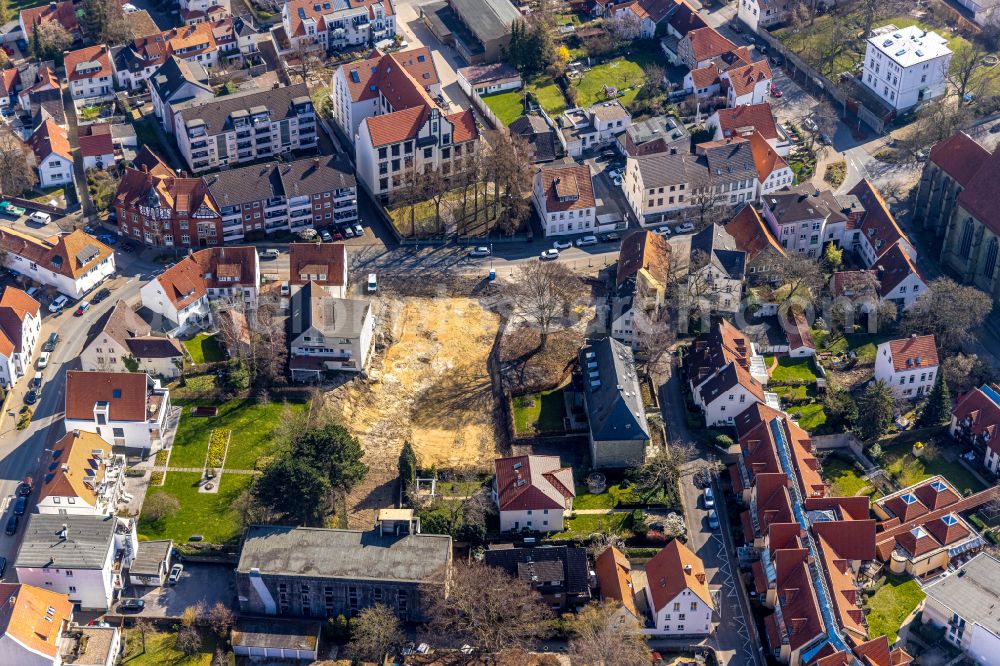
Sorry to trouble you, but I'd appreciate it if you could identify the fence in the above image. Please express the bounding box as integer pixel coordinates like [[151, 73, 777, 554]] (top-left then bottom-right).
[[3, 196, 65, 216]]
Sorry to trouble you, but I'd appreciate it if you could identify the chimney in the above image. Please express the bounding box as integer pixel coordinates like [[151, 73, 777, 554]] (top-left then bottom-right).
[[141, 164, 148, 173], [684, 564, 692, 574], [696, 572, 706, 584], [313, 157, 320, 167]]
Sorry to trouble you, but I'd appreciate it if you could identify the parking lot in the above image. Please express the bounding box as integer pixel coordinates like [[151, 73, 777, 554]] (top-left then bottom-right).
[[115, 562, 236, 620]]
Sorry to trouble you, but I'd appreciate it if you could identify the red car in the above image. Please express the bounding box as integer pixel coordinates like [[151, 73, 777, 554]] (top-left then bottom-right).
[[770, 86, 783, 98]]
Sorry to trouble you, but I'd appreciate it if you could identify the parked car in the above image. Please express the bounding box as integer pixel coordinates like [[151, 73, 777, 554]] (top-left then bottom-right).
[[991, 123, 1000, 134], [653, 225, 671, 236], [28, 211, 51, 225], [367, 273, 377, 293], [31, 372, 42, 390], [118, 599, 145, 613], [280, 282, 290, 296], [37, 351, 49, 369], [12, 497, 25, 516], [707, 509, 719, 530], [342, 226, 354, 238], [801, 117, 818, 132], [0, 556, 7, 576], [598, 232, 620, 242], [73, 301, 91, 317], [0, 201, 25, 217], [540, 248, 559, 260], [120, 242, 134, 253], [613, 176, 623, 187], [17, 477, 31, 496], [469, 246, 491, 258], [48, 295, 69, 313], [608, 167, 624, 179], [24, 389, 38, 405], [43, 332, 58, 352], [770, 86, 783, 98], [332, 230, 343, 241], [552, 240, 572, 250], [320, 230, 333, 242], [353, 223, 364, 236], [97, 234, 117, 246], [91, 287, 112, 304], [262, 248, 280, 258], [744, 35, 756, 45], [576, 235, 598, 247], [168, 563, 184, 585], [674, 222, 695, 233], [5, 515, 18, 536], [704, 487, 715, 509], [122, 2, 139, 11]]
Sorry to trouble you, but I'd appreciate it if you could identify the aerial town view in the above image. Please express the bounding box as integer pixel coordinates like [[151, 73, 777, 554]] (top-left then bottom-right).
[[0, 0, 999, 662]]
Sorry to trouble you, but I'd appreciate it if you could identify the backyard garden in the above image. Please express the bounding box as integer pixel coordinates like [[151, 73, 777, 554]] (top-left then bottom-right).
[[879, 432, 987, 496], [865, 575, 925, 645], [766, 356, 829, 432], [512, 387, 568, 436]]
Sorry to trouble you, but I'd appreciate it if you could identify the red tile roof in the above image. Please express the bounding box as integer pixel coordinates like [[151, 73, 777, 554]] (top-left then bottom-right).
[[748, 130, 787, 183], [65, 370, 150, 421], [536, 164, 596, 213], [0, 286, 40, 320], [286, 0, 393, 38], [725, 203, 785, 259], [690, 65, 720, 89], [364, 105, 429, 147], [698, 361, 766, 405], [494, 455, 575, 511], [645, 540, 712, 612], [20, 0, 78, 37], [715, 103, 779, 141], [616, 230, 672, 287], [78, 126, 115, 158], [929, 131, 991, 187], [0, 228, 113, 281], [153, 246, 258, 310], [594, 547, 638, 617], [725, 60, 772, 97], [773, 548, 824, 650], [65, 45, 114, 82], [687, 319, 755, 385], [956, 145, 1000, 236], [28, 118, 71, 163], [787, 306, 815, 352], [668, 1, 708, 35], [885, 334, 938, 372], [0, 583, 73, 658], [288, 242, 346, 287], [952, 386, 1000, 450], [447, 109, 478, 144], [685, 27, 737, 62], [924, 513, 969, 546], [341, 48, 439, 103], [850, 179, 911, 261]]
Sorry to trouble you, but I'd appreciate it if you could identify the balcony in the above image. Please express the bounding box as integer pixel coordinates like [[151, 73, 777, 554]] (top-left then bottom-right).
[[191, 140, 208, 149]]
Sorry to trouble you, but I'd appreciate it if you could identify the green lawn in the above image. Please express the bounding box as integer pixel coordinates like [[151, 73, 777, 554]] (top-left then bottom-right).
[[527, 77, 567, 116], [866, 576, 925, 645], [818, 332, 892, 364], [822, 456, 871, 497], [512, 388, 567, 435], [138, 472, 252, 544], [573, 57, 647, 108], [792, 403, 827, 432], [574, 488, 617, 510], [482, 89, 526, 126], [183, 333, 224, 364], [551, 511, 633, 540], [123, 628, 219, 665], [435, 479, 485, 497], [167, 398, 310, 469], [882, 441, 986, 495], [772, 384, 813, 402], [768, 356, 818, 383]]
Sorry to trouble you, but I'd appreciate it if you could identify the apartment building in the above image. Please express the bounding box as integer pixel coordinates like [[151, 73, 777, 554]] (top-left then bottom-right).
[[179, 0, 231, 24], [64, 45, 115, 102], [761, 184, 861, 257], [81, 300, 185, 377], [493, 455, 575, 533], [149, 56, 213, 134], [37, 430, 126, 517], [645, 540, 713, 635], [532, 163, 597, 237], [0, 287, 41, 389], [279, 0, 396, 55], [861, 25, 951, 111], [64, 371, 172, 452], [874, 334, 939, 399], [922, 554, 1000, 664], [0, 583, 73, 666], [288, 282, 375, 377], [556, 101, 631, 157], [27, 119, 73, 189], [0, 229, 115, 299], [174, 83, 316, 173], [205, 155, 357, 242]]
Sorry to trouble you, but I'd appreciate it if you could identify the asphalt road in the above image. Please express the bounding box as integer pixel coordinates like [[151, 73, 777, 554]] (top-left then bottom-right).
[[0, 250, 156, 576]]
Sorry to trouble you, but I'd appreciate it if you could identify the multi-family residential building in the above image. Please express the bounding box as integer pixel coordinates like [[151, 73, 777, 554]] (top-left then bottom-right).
[[59, 623, 122, 666], [915, 132, 1000, 306], [761, 184, 859, 257], [81, 300, 185, 377], [288, 242, 348, 297], [0, 583, 73, 666], [556, 101, 631, 157], [0, 287, 41, 389], [27, 119, 73, 189], [149, 56, 214, 134], [139, 246, 259, 332], [331, 48, 441, 143], [0, 229, 115, 299], [668, 223, 747, 315], [736, 0, 790, 33], [708, 103, 790, 157], [236, 515, 451, 621], [174, 83, 317, 173], [278, 0, 395, 55], [288, 282, 375, 377], [113, 21, 222, 89], [205, 155, 358, 242], [722, 60, 773, 106], [612, 230, 672, 346], [179, 0, 231, 24], [873, 476, 990, 576], [695, 360, 777, 426], [63, 371, 172, 452], [593, 547, 641, 627], [686, 319, 769, 397], [114, 148, 222, 248], [609, 0, 674, 39], [483, 544, 591, 611], [748, 131, 794, 196], [492, 455, 575, 533], [922, 553, 1000, 663], [15, 514, 138, 611], [950, 384, 1000, 473], [645, 540, 713, 635], [874, 334, 939, 399], [831, 243, 926, 312], [849, 178, 917, 268], [532, 163, 597, 237], [36, 430, 126, 516], [690, 138, 759, 208], [420, 0, 519, 64], [624, 150, 693, 225], [579, 337, 650, 468], [617, 114, 689, 157], [724, 203, 785, 284], [861, 25, 951, 111], [667, 26, 738, 69], [64, 45, 115, 102]]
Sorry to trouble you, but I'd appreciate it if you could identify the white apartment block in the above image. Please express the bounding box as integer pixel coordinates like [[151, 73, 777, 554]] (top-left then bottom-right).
[[532, 163, 597, 237], [174, 83, 317, 173], [0, 229, 115, 299], [280, 0, 395, 55], [861, 25, 951, 111], [65, 45, 115, 101], [36, 431, 126, 516]]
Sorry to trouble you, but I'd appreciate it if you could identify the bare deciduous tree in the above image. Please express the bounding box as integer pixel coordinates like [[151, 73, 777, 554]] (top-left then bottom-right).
[[0, 128, 37, 197], [632, 307, 675, 374], [567, 601, 650, 666], [346, 603, 406, 662], [423, 560, 553, 652], [207, 601, 235, 638], [507, 261, 584, 350], [774, 252, 825, 305]]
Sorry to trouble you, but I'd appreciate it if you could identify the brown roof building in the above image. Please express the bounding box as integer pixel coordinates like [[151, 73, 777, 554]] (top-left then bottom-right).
[[63, 371, 171, 451], [532, 164, 597, 236], [594, 547, 639, 621], [288, 243, 348, 294], [0, 229, 115, 299], [37, 430, 125, 516], [0, 583, 73, 662], [494, 455, 574, 533]]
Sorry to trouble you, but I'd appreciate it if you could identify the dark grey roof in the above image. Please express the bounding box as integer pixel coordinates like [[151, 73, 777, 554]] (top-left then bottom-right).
[[278, 155, 356, 198], [484, 545, 589, 594], [448, 0, 520, 44], [701, 141, 757, 182], [290, 281, 370, 339], [232, 16, 258, 39], [924, 553, 1000, 637], [15, 514, 120, 570], [232, 619, 320, 651], [130, 539, 172, 575], [237, 525, 452, 584], [205, 155, 355, 208], [510, 114, 559, 163], [579, 337, 650, 442], [625, 114, 689, 147], [175, 83, 312, 135], [634, 151, 690, 189], [763, 183, 850, 225], [149, 56, 210, 104], [31, 88, 65, 128], [691, 223, 746, 279]]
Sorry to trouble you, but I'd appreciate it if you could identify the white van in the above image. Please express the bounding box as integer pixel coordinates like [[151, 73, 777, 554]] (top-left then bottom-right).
[[367, 273, 377, 293], [28, 211, 51, 225]]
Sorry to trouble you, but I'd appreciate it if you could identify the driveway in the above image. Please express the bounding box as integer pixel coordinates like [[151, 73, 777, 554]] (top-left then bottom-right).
[[116, 563, 236, 619]]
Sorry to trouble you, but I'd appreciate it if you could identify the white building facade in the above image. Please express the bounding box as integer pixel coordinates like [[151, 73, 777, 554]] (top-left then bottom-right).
[[874, 335, 939, 399], [861, 26, 952, 111]]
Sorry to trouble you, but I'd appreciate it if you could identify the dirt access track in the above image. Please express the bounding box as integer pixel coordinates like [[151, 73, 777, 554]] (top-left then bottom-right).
[[329, 296, 502, 526]]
